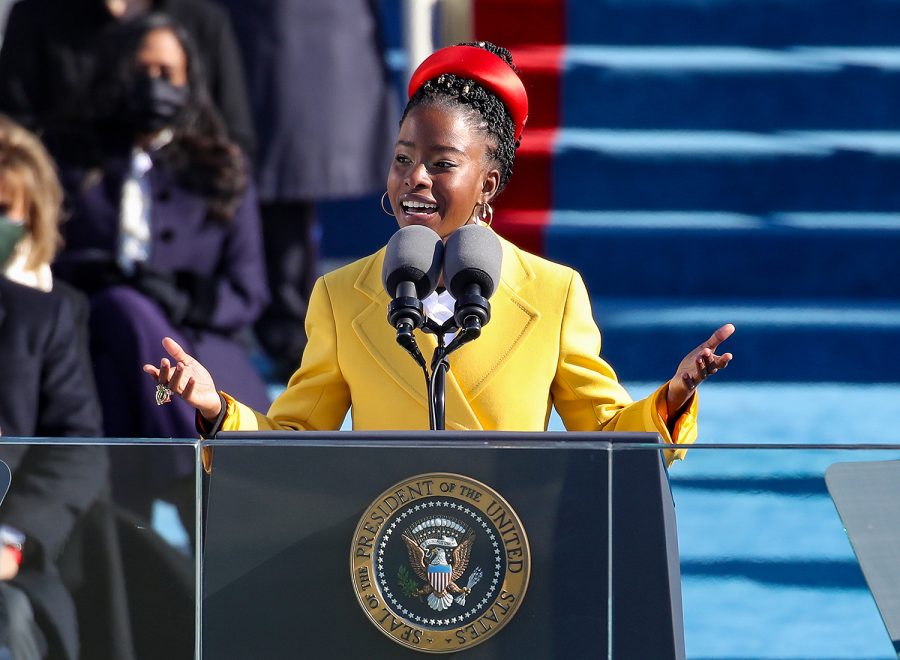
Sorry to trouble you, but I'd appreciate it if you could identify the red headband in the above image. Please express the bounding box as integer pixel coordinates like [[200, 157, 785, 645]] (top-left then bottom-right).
[[408, 45, 529, 141]]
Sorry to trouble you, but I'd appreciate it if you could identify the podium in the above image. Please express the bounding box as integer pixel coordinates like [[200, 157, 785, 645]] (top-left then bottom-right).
[[201, 432, 685, 659]]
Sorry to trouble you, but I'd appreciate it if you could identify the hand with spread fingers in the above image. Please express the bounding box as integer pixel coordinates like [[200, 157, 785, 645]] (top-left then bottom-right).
[[143, 337, 222, 421], [666, 324, 735, 416]]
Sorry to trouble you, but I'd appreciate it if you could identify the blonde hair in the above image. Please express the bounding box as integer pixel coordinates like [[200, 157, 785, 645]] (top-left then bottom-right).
[[0, 114, 63, 270]]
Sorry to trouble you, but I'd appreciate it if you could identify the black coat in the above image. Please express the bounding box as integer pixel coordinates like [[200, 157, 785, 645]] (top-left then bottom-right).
[[0, 0, 255, 154], [0, 277, 102, 438], [0, 277, 107, 660]]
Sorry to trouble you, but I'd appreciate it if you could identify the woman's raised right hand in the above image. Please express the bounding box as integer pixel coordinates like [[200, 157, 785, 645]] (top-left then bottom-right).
[[143, 337, 222, 420]]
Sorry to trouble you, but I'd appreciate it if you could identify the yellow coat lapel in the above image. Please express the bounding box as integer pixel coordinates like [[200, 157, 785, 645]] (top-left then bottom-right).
[[351, 248, 433, 412], [444, 239, 540, 400]]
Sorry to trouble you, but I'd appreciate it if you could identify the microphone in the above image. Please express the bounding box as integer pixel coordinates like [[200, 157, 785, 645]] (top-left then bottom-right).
[[443, 224, 503, 339], [381, 226, 444, 361]]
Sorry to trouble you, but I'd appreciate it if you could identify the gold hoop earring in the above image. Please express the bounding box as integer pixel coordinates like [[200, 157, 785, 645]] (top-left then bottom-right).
[[479, 201, 494, 226], [380, 192, 395, 217]]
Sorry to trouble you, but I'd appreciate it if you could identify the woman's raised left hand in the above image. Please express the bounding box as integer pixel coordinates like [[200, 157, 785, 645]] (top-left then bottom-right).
[[666, 323, 735, 416]]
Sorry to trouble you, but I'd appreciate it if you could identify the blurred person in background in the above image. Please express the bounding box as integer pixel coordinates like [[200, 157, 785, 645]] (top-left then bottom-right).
[[215, 0, 398, 380], [0, 0, 254, 154], [0, 115, 61, 294], [45, 14, 269, 529], [0, 114, 107, 660]]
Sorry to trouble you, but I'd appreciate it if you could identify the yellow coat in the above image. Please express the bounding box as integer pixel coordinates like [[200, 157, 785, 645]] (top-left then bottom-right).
[[219, 235, 697, 457]]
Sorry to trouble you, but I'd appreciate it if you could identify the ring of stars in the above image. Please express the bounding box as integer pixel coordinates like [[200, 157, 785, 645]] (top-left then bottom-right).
[[376, 499, 503, 627]]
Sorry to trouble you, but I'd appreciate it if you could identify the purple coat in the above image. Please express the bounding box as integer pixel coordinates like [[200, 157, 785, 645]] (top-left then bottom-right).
[[58, 155, 270, 335], [55, 155, 271, 509]]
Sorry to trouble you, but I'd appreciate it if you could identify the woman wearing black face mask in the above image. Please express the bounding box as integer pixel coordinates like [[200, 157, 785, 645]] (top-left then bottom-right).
[[125, 70, 190, 135], [45, 13, 271, 529]]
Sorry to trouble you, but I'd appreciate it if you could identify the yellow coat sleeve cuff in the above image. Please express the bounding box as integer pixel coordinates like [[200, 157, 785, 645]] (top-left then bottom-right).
[[651, 383, 699, 464], [219, 391, 263, 432]]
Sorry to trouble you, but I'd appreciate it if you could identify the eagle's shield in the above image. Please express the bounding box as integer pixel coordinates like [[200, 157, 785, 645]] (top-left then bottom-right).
[[428, 564, 452, 593]]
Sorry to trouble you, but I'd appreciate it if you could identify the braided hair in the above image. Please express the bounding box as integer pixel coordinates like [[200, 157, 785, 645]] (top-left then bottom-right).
[[401, 41, 520, 197]]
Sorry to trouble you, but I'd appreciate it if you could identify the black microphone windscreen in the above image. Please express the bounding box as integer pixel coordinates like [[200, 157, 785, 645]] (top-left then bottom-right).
[[382, 225, 444, 299], [443, 225, 503, 299]]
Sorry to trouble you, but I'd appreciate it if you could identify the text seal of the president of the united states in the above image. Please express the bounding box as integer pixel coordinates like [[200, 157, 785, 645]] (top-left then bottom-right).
[[351, 473, 530, 653]]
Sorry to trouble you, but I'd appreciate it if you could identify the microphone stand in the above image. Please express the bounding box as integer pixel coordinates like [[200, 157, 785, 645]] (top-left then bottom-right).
[[421, 315, 484, 431], [424, 319, 450, 431]]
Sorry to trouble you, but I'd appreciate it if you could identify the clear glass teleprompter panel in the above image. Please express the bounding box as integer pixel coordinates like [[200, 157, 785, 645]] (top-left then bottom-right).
[[0, 438, 198, 659]]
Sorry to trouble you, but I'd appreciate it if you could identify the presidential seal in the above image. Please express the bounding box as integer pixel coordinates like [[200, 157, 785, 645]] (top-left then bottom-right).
[[351, 473, 530, 653]]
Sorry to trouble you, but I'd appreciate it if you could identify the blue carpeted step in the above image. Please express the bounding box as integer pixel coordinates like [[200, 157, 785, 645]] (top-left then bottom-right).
[[546, 130, 900, 213], [673, 483, 854, 561], [673, 484, 877, 654], [681, 578, 894, 658], [569, 0, 900, 47], [590, 298, 900, 382], [545, 212, 900, 298], [563, 47, 900, 131]]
